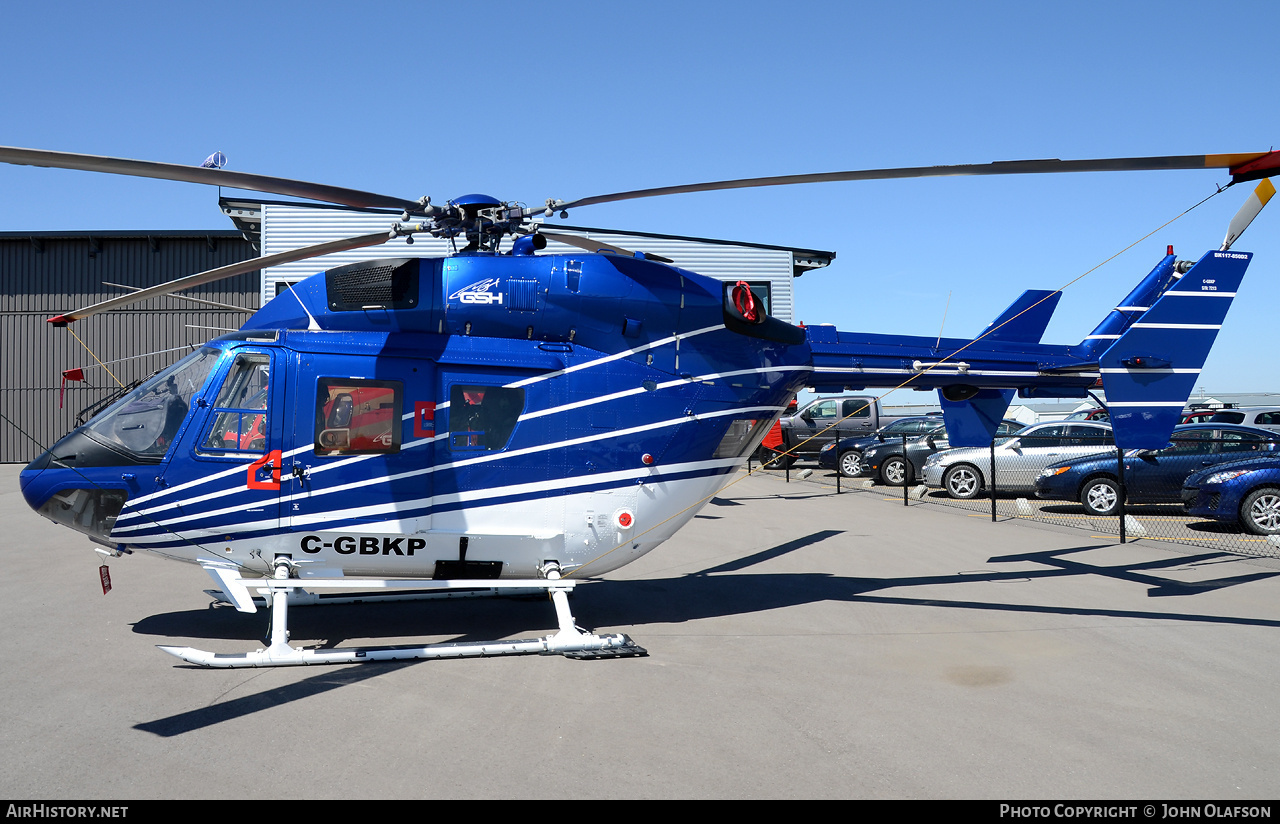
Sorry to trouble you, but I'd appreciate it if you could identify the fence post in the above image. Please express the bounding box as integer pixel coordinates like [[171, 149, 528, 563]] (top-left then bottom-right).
[[835, 431, 841, 494], [903, 433, 909, 507], [990, 437, 997, 522], [1116, 446, 1126, 544]]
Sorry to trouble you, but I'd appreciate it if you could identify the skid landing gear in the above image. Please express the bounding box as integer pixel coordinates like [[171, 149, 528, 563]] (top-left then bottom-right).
[[160, 558, 646, 668]]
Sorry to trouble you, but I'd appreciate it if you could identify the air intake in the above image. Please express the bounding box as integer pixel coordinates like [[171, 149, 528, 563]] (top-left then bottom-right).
[[325, 258, 420, 311]]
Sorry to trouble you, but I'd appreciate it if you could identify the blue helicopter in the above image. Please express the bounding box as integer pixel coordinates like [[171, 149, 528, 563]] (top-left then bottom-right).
[[5, 145, 1277, 666]]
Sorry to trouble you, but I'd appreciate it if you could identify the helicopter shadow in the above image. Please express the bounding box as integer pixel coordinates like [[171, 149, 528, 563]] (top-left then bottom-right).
[[133, 660, 419, 737], [131, 529, 1280, 737], [134, 528, 1280, 649], [572, 535, 1280, 630]]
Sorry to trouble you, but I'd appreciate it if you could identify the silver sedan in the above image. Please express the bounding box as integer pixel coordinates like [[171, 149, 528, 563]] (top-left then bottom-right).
[[922, 421, 1114, 499]]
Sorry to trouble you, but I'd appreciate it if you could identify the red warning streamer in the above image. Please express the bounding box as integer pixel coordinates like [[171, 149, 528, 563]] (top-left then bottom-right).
[[732, 281, 759, 322]]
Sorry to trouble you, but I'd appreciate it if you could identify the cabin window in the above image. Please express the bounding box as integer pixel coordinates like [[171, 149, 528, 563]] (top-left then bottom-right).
[[1162, 430, 1214, 454], [840, 399, 872, 418], [200, 353, 271, 454], [315, 379, 403, 456], [1219, 431, 1274, 453], [807, 400, 838, 420], [448, 385, 525, 452], [1063, 425, 1114, 447], [713, 417, 772, 459], [1017, 425, 1067, 449]]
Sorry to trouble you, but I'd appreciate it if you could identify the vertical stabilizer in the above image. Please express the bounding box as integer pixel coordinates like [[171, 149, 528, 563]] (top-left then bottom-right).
[[940, 388, 1015, 447], [980, 289, 1061, 344], [1076, 253, 1177, 361]]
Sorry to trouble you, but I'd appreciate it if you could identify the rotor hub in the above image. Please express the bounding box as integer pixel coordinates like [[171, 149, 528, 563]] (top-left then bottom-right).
[[393, 193, 533, 251]]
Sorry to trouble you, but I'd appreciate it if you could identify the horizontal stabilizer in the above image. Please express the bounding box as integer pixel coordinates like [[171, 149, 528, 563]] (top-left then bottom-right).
[[980, 290, 1061, 344], [940, 388, 1015, 447], [1101, 250, 1251, 449]]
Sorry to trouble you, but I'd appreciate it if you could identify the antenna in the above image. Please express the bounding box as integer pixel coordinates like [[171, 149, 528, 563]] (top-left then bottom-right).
[[935, 291, 951, 350]]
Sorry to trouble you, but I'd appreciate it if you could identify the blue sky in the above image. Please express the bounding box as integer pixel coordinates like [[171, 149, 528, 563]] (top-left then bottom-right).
[[2, 0, 1277, 393]]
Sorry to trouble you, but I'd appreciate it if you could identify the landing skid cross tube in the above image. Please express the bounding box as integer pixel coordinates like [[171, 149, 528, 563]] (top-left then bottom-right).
[[159, 560, 646, 667]]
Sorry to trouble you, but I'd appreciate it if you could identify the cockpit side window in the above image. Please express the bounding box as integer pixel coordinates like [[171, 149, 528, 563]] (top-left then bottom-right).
[[200, 353, 271, 454]]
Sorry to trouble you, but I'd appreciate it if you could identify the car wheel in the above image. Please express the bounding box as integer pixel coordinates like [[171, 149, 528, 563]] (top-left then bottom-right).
[[1080, 477, 1120, 516], [757, 448, 793, 469], [838, 450, 863, 478], [1241, 488, 1280, 535], [881, 456, 910, 486], [943, 464, 983, 499]]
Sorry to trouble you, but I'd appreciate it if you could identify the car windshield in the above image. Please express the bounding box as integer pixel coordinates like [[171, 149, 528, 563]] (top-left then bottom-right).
[[85, 347, 220, 458]]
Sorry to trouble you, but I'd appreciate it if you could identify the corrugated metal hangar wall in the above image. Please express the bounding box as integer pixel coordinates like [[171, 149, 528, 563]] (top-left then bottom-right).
[[0, 232, 259, 463], [253, 204, 832, 324]]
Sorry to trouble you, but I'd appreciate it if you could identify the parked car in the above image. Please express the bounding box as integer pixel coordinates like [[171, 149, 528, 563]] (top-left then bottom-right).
[[862, 419, 1024, 486], [817, 415, 944, 477], [761, 395, 916, 466], [922, 421, 1113, 499], [1206, 406, 1280, 434], [1065, 407, 1110, 422], [1183, 455, 1280, 535], [1181, 409, 1217, 424], [1033, 424, 1280, 516]]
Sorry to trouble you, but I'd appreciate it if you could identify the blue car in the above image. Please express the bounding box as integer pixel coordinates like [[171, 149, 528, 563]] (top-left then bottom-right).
[[1182, 455, 1280, 535], [1033, 424, 1280, 516], [817, 415, 943, 478]]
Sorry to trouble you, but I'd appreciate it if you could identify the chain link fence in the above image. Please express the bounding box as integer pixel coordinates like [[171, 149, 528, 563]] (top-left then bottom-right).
[[757, 432, 1280, 560]]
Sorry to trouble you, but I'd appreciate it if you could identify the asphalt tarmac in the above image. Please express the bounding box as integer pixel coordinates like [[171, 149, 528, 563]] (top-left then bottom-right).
[[4, 463, 1280, 800]]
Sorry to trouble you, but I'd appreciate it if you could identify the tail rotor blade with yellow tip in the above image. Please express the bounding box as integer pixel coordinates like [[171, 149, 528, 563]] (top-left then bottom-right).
[[1222, 178, 1276, 251]]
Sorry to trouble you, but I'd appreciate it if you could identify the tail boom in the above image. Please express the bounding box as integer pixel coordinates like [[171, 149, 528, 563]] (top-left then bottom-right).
[[804, 248, 1251, 449]]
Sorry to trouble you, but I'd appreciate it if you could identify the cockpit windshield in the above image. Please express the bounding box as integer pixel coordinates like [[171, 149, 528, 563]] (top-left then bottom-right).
[[86, 347, 220, 458]]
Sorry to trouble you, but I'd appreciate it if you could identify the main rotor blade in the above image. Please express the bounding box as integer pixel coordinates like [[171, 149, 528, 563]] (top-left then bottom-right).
[[0, 146, 423, 212], [538, 230, 638, 257], [49, 231, 390, 325], [101, 281, 252, 313], [1221, 178, 1276, 251], [537, 230, 675, 264], [555, 152, 1280, 211]]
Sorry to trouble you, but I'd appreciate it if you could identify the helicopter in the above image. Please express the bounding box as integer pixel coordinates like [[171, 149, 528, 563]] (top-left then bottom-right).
[[6, 145, 1278, 667]]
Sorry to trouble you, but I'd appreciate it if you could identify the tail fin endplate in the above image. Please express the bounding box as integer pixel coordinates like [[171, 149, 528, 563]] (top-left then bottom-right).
[[1100, 250, 1251, 449]]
